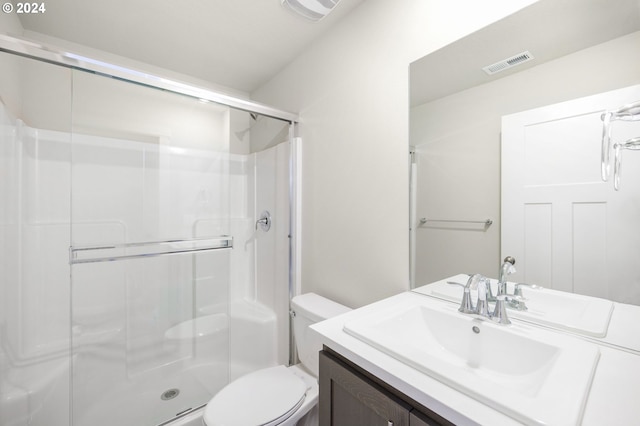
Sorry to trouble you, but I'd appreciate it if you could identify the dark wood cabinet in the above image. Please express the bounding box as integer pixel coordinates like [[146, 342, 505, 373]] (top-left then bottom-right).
[[319, 348, 410, 426], [319, 348, 453, 426]]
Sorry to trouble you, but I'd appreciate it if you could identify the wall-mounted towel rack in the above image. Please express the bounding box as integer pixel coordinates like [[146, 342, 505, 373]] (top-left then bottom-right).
[[70, 236, 233, 264], [601, 100, 640, 189], [419, 218, 493, 226]]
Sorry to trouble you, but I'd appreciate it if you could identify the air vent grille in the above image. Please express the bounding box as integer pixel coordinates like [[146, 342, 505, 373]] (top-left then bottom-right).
[[482, 51, 534, 75]]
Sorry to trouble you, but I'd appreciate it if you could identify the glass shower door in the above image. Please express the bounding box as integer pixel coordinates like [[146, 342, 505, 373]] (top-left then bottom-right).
[[0, 52, 73, 426], [1, 39, 295, 426], [70, 252, 230, 425], [69, 70, 234, 426]]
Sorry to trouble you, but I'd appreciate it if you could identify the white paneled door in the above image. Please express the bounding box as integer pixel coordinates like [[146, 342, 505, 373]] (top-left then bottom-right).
[[502, 85, 640, 304]]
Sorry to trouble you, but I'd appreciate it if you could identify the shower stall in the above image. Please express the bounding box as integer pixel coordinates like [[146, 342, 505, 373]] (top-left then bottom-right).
[[0, 36, 299, 426]]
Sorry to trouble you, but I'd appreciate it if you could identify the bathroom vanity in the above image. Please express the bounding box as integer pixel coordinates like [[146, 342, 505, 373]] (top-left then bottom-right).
[[312, 277, 640, 425], [319, 348, 451, 426]]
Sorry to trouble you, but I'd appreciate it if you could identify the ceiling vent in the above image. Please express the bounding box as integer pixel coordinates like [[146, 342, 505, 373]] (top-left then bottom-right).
[[281, 0, 340, 21], [482, 51, 534, 75]]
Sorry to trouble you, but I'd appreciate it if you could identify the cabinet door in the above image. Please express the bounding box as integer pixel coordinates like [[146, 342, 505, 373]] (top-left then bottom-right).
[[319, 350, 410, 426], [410, 411, 439, 426]]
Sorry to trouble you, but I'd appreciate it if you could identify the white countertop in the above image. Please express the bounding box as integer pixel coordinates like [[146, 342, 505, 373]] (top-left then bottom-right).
[[311, 280, 640, 425]]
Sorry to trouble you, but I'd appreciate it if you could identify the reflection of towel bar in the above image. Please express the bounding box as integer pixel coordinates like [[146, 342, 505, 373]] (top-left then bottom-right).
[[419, 218, 493, 226], [600, 100, 640, 183]]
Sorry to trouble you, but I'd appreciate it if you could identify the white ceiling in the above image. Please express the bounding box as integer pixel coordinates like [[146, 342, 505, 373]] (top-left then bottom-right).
[[410, 0, 640, 106], [18, 0, 365, 93]]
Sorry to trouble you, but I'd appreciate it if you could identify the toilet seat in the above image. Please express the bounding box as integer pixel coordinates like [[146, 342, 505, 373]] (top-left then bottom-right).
[[203, 365, 308, 426]]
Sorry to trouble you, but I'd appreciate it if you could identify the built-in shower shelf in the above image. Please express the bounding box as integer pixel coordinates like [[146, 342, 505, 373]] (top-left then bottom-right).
[[69, 236, 233, 264]]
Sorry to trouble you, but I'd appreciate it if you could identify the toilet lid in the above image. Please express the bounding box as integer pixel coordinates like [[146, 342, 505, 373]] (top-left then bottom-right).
[[203, 365, 307, 426]]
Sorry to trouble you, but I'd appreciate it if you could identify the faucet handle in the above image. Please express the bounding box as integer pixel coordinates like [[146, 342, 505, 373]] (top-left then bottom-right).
[[446, 281, 473, 313], [513, 282, 544, 297], [458, 287, 475, 314], [503, 293, 528, 311], [456, 274, 484, 314], [474, 277, 492, 318]]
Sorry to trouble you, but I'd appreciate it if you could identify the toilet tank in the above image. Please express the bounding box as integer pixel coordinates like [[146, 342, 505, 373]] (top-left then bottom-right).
[[291, 293, 350, 377]]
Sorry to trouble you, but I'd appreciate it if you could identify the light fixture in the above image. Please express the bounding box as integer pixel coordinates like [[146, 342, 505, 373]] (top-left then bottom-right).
[[281, 0, 340, 22]]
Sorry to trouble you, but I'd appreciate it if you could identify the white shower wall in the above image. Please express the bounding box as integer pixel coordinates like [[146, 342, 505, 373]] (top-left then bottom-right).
[[228, 141, 291, 380], [0, 103, 72, 426], [254, 143, 291, 367]]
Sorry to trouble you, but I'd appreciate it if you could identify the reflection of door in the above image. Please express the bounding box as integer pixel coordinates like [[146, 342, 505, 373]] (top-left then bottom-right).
[[502, 85, 640, 304]]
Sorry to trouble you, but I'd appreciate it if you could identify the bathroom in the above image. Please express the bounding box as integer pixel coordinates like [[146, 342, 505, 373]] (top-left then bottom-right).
[[1, 0, 640, 425]]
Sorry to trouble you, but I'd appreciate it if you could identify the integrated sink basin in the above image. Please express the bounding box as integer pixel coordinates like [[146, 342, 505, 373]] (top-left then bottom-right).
[[343, 295, 599, 425], [414, 274, 614, 337]]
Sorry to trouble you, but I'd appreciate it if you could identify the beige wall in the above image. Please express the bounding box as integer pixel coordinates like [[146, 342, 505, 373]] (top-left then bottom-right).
[[252, 0, 536, 308], [410, 31, 640, 285], [0, 12, 24, 117], [1, 16, 73, 132]]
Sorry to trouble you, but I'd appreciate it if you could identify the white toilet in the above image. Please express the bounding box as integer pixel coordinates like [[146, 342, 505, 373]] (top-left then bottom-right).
[[202, 293, 351, 426]]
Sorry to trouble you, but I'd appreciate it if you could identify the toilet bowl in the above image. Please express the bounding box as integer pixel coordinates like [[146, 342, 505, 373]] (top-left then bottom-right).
[[202, 293, 350, 426]]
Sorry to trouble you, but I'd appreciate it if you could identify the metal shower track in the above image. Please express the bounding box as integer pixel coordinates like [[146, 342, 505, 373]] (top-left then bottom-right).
[[0, 33, 299, 123]]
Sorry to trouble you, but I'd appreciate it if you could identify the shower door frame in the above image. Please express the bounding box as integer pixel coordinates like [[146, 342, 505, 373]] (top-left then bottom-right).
[[0, 34, 298, 123]]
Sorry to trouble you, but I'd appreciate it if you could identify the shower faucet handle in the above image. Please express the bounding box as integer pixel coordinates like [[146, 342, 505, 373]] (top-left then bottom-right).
[[255, 210, 271, 231]]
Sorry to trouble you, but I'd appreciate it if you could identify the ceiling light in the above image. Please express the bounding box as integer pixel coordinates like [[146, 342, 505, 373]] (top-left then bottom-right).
[[281, 0, 340, 22]]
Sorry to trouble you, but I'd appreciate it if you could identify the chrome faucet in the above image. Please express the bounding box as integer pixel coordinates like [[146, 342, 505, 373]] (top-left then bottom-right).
[[507, 282, 544, 311], [497, 256, 516, 296], [513, 282, 543, 297], [455, 274, 511, 325]]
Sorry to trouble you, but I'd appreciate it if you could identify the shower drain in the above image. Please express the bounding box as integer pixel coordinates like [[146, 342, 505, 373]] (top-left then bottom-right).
[[161, 388, 180, 401]]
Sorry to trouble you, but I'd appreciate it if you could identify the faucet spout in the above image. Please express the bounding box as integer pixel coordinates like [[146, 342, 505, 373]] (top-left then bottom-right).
[[498, 256, 516, 295]]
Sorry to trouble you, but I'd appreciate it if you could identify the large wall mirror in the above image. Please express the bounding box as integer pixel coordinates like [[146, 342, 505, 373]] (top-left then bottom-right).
[[409, 0, 640, 305]]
